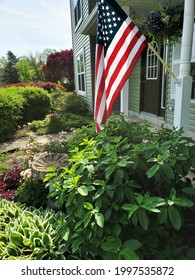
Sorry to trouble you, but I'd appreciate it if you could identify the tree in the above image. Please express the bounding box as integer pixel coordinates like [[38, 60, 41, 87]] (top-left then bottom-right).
[[42, 49, 74, 90], [15, 59, 36, 82], [1, 51, 19, 84]]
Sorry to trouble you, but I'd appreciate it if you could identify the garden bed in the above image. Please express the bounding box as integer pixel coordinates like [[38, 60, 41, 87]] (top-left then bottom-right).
[[1, 116, 195, 260]]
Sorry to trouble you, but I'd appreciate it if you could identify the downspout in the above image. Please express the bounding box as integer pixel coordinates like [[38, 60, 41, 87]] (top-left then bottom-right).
[[173, 0, 194, 135]]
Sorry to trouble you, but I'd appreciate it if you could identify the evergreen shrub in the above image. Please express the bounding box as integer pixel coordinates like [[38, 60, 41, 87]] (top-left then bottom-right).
[[17, 86, 51, 124], [0, 87, 24, 142]]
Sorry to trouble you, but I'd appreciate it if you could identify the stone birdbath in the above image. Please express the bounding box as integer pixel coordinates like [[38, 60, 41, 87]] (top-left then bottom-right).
[[31, 153, 70, 180]]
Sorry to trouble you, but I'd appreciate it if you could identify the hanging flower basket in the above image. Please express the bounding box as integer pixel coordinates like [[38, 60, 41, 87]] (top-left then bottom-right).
[[139, 4, 184, 44]]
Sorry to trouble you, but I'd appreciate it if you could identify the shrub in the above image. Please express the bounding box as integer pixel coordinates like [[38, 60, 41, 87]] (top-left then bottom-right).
[[45, 116, 195, 260], [0, 190, 17, 202], [0, 166, 23, 202], [0, 200, 67, 259], [0, 166, 22, 189], [51, 91, 90, 116], [17, 86, 51, 124], [0, 87, 24, 142], [28, 113, 92, 134], [47, 113, 91, 133], [2, 82, 66, 93], [17, 178, 49, 208]]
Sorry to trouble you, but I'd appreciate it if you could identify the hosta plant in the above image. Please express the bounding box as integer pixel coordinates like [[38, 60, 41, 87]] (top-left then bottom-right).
[[0, 200, 68, 260]]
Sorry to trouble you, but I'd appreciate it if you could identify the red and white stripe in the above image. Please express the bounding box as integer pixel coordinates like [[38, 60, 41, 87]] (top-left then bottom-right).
[[94, 17, 148, 132]]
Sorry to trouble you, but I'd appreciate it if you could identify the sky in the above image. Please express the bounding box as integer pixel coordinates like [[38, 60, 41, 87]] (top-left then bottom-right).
[[0, 0, 72, 58]]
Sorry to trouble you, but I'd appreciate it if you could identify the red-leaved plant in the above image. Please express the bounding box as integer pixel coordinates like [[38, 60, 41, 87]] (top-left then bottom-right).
[[0, 166, 23, 202]]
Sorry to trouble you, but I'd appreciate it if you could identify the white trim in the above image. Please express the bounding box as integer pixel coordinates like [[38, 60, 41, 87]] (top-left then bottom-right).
[[76, 48, 86, 97], [74, 0, 83, 31], [146, 41, 159, 80]]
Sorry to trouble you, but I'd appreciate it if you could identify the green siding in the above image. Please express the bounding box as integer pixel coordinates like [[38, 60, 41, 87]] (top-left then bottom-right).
[[70, 0, 94, 110], [129, 59, 141, 113]]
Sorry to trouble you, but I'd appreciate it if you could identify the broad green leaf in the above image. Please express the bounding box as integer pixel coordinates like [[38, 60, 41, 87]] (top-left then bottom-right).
[[142, 197, 165, 212], [42, 233, 53, 248], [93, 180, 106, 186], [182, 187, 195, 196], [157, 207, 168, 224], [78, 185, 88, 196], [101, 241, 118, 252], [84, 202, 94, 211], [177, 143, 189, 156], [35, 219, 44, 232], [33, 237, 42, 247], [124, 187, 135, 203], [120, 248, 139, 260], [72, 237, 84, 253], [114, 223, 121, 236], [94, 188, 105, 199], [105, 165, 116, 180], [95, 213, 104, 228], [10, 232, 23, 246], [105, 208, 112, 221], [61, 227, 70, 241], [123, 239, 142, 251], [132, 214, 138, 227], [161, 163, 174, 179], [135, 193, 143, 205], [168, 206, 182, 230], [117, 159, 129, 167], [58, 244, 67, 254], [23, 237, 31, 247], [114, 169, 124, 184], [138, 210, 149, 230], [122, 204, 139, 219], [66, 190, 76, 207], [173, 198, 194, 208], [146, 164, 160, 178], [7, 245, 18, 257], [84, 211, 93, 228]]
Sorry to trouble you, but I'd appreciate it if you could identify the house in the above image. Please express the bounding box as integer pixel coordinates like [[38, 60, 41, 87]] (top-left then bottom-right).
[[70, 0, 195, 136]]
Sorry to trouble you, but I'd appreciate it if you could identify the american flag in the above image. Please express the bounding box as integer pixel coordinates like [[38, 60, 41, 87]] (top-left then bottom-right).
[[94, 0, 148, 132]]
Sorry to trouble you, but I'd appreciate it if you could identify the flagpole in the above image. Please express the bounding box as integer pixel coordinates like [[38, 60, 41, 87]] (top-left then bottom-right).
[[148, 42, 181, 86]]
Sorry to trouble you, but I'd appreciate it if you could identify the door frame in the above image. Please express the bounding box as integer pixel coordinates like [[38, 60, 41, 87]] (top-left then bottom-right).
[[140, 42, 167, 118]]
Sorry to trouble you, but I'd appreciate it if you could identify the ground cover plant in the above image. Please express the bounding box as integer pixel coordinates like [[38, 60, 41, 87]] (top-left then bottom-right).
[[0, 200, 67, 260]]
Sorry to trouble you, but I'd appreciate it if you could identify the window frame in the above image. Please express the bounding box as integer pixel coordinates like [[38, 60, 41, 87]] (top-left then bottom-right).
[[74, 0, 83, 30], [76, 48, 86, 96], [146, 41, 159, 80]]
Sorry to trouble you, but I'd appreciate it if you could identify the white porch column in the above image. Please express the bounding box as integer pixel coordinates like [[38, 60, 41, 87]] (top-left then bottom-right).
[[120, 5, 130, 117], [120, 80, 129, 116], [173, 0, 194, 135]]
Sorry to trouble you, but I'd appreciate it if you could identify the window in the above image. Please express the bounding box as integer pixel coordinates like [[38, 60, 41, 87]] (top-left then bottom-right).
[[146, 42, 159, 80], [77, 50, 85, 95], [74, 0, 82, 28]]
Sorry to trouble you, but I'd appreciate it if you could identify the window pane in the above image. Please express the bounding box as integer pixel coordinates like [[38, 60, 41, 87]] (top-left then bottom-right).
[[81, 74, 85, 91], [77, 58, 81, 73], [80, 53, 84, 72], [74, 0, 82, 27]]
